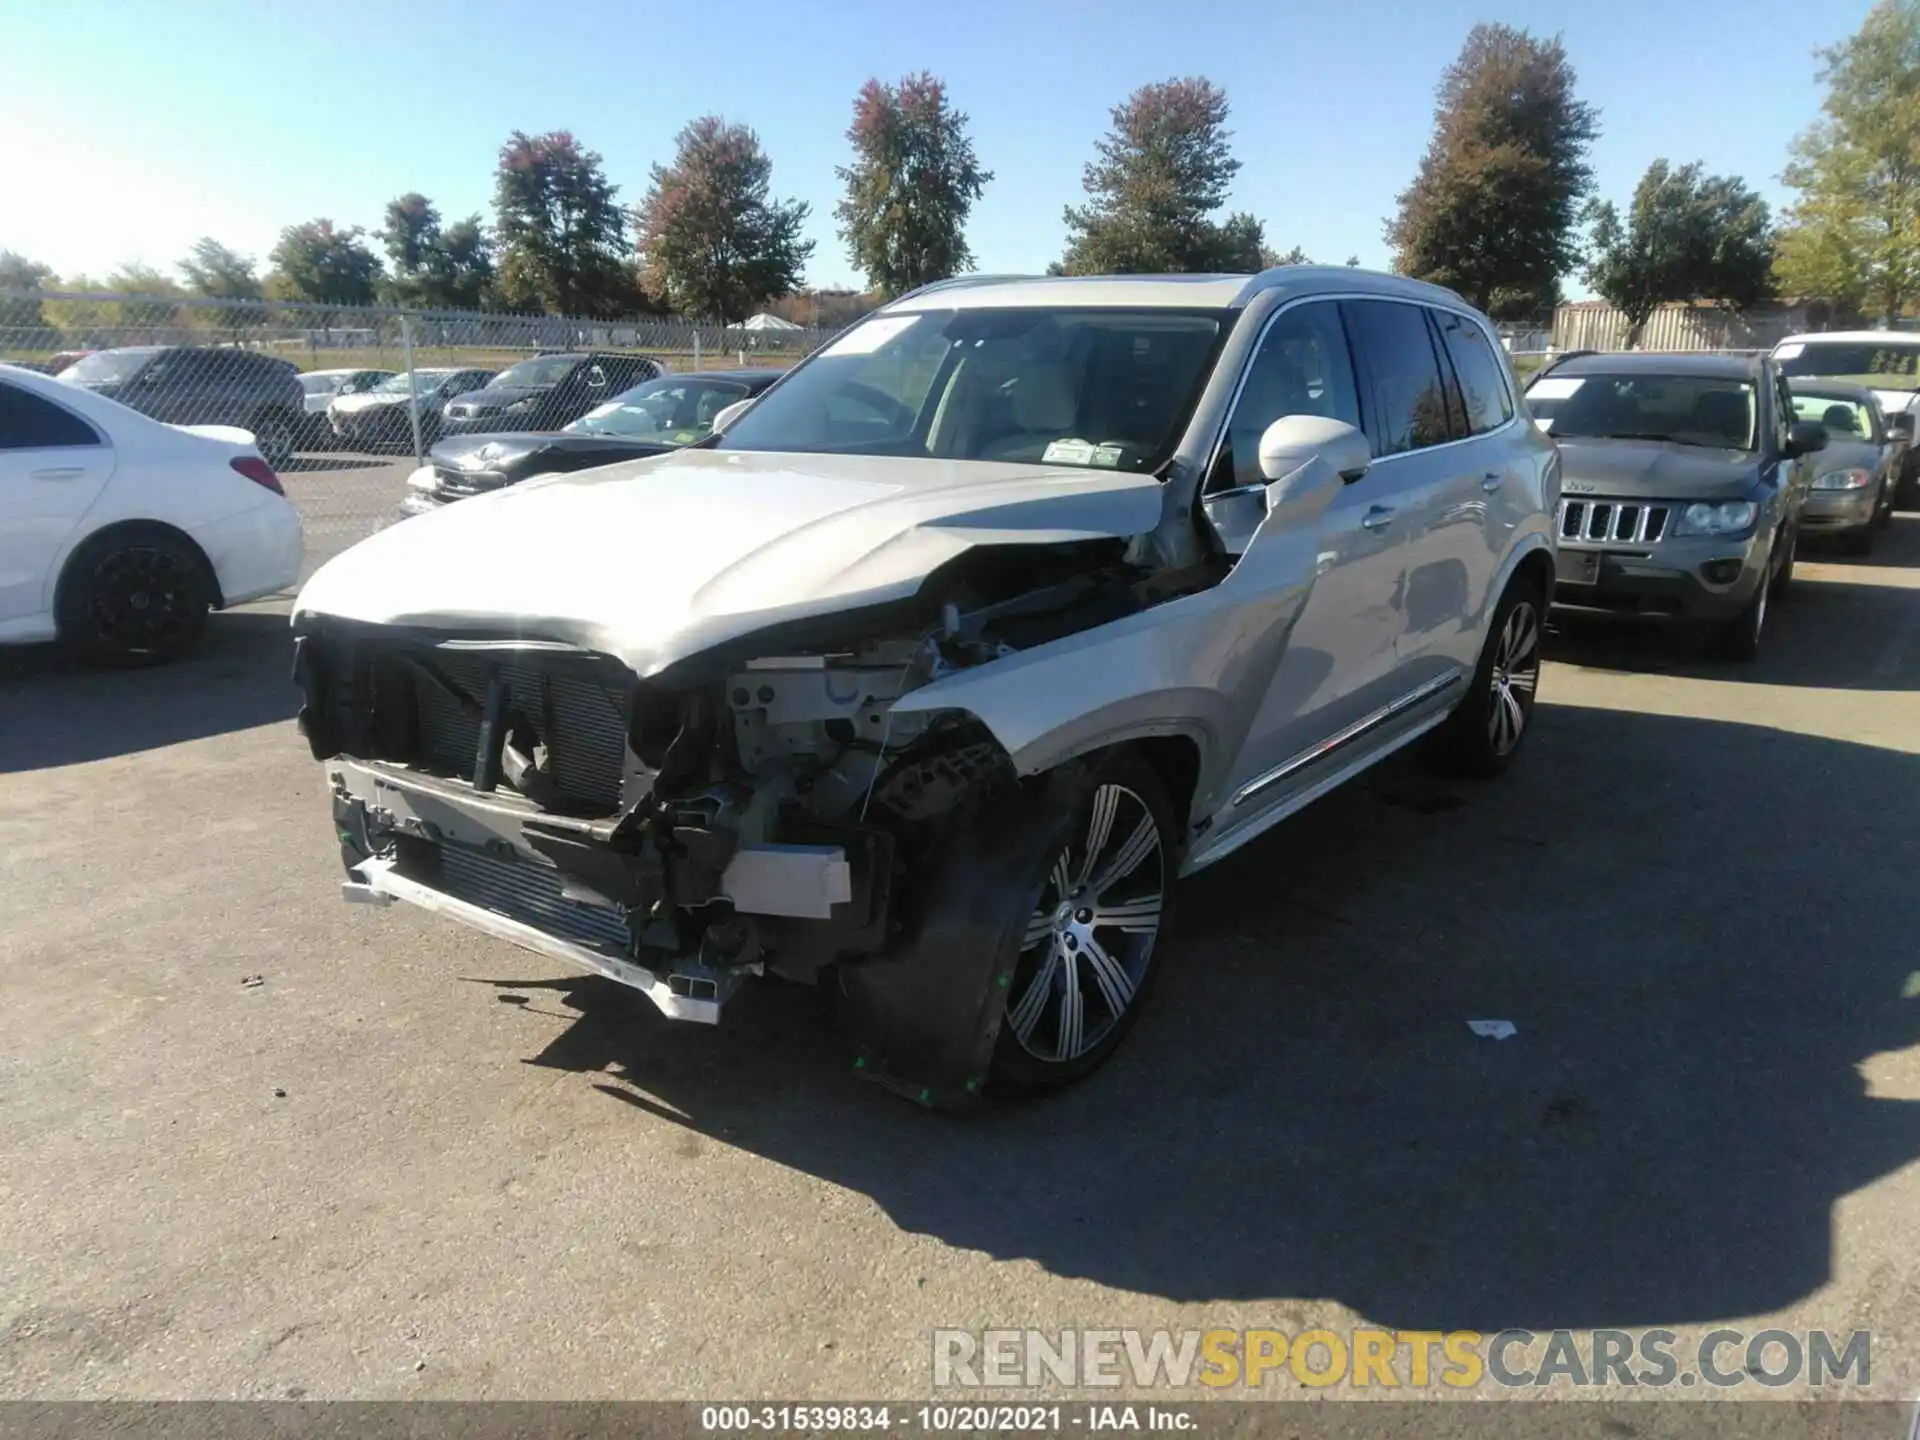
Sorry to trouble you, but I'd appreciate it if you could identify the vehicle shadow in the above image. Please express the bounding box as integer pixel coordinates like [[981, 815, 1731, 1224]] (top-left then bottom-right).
[[481, 704, 1920, 1330], [0, 610, 297, 772]]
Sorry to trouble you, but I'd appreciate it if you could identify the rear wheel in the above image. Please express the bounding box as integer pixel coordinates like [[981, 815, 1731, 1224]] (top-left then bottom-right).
[[1426, 576, 1543, 778], [56, 527, 213, 666], [250, 410, 296, 468]]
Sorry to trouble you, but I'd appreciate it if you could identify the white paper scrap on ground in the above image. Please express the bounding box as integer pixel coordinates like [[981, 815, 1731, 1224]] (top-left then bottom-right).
[[1467, 1019, 1517, 1040]]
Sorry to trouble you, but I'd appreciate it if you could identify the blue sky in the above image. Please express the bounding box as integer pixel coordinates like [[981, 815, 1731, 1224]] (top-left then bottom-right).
[[0, 0, 1876, 297]]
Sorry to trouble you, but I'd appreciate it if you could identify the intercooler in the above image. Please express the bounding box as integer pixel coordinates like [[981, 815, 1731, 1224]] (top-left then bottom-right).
[[425, 841, 633, 953]]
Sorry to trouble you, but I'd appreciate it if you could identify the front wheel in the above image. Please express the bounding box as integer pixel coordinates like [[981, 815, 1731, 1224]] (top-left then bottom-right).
[[1426, 577, 1543, 778], [989, 751, 1177, 1097], [1714, 578, 1768, 662]]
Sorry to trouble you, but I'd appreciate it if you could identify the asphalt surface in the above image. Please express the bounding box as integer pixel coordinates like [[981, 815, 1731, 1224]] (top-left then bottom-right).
[[2, 503, 1918, 1405], [276, 449, 419, 580]]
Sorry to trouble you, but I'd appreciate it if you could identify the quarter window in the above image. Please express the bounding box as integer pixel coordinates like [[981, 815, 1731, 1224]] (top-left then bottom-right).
[[1343, 300, 1454, 457], [1217, 301, 1361, 489], [1433, 310, 1513, 435], [0, 382, 100, 449]]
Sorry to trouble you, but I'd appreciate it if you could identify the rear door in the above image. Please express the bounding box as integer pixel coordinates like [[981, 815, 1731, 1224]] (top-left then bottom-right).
[[0, 380, 114, 628], [1394, 306, 1525, 680]]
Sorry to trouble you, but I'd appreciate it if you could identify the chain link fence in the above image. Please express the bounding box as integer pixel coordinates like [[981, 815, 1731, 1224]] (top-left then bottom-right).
[[1, 289, 833, 578]]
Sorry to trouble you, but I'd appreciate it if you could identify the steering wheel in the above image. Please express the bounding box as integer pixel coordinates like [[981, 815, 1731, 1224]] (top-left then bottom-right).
[[837, 382, 914, 432]]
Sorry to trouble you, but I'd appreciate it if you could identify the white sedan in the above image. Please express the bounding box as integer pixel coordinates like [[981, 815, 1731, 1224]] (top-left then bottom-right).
[[0, 361, 304, 663]]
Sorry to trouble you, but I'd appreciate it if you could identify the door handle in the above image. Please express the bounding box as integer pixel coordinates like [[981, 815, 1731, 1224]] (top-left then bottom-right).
[[1481, 472, 1503, 492], [1360, 505, 1396, 531], [31, 467, 85, 482]]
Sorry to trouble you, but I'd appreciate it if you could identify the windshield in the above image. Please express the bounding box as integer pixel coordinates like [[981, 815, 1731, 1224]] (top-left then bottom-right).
[[712, 307, 1227, 471], [1526, 373, 1758, 450], [60, 349, 156, 384], [567, 377, 749, 441], [1791, 392, 1878, 440], [1776, 341, 1920, 390], [493, 356, 580, 388], [300, 373, 346, 395], [371, 371, 451, 394]]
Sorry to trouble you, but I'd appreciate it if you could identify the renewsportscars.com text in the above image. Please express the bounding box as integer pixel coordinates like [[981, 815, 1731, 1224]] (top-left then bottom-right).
[[931, 1328, 1871, 1390]]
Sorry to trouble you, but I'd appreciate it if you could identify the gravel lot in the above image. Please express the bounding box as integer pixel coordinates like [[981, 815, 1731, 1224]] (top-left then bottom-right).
[[2, 503, 1917, 1404]]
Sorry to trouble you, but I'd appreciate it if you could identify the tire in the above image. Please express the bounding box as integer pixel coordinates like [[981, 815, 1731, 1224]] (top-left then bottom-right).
[[986, 749, 1178, 1099], [55, 526, 214, 666], [1770, 524, 1797, 598], [250, 409, 296, 468], [1425, 575, 1543, 779], [1873, 481, 1895, 529], [1714, 577, 1768, 662]]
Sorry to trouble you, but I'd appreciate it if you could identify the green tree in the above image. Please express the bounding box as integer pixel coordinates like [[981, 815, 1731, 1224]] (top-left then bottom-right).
[[1059, 77, 1266, 274], [105, 263, 185, 328], [178, 238, 262, 300], [1386, 24, 1599, 318], [1261, 244, 1310, 266], [1346, 255, 1362, 267], [380, 193, 496, 309], [1774, 0, 1920, 322], [836, 73, 991, 298], [493, 131, 632, 316], [266, 220, 382, 306], [635, 116, 814, 322], [1586, 160, 1774, 348], [0, 250, 55, 333]]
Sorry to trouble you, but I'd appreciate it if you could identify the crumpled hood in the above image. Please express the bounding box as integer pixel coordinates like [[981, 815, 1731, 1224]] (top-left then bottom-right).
[[292, 448, 1164, 676], [1555, 437, 1764, 500]]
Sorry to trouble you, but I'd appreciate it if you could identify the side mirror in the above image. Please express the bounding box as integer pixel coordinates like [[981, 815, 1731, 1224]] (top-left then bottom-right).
[[709, 398, 753, 435], [1886, 412, 1914, 442], [1258, 414, 1371, 486], [1784, 420, 1828, 458]]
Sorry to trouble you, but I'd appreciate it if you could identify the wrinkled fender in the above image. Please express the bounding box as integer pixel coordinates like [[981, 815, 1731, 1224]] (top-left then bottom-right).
[[890, 486, 1332, 826]]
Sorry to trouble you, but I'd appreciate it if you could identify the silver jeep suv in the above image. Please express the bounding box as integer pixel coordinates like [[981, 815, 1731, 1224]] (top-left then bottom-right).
[[291, 267, 1559, 1109]]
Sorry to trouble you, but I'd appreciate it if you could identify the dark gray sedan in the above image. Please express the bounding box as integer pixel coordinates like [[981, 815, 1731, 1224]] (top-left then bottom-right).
[[1785, 380, 1899, 554]]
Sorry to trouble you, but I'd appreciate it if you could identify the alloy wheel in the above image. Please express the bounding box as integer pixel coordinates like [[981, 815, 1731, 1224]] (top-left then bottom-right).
[[89, 546, 198, 653], [1486, 598, 1540, 757], [1007, 782, 1166, 1064]]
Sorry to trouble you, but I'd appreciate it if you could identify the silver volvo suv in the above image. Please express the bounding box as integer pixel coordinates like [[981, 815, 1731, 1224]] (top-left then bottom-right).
[[291, 267, 1560, 1109]]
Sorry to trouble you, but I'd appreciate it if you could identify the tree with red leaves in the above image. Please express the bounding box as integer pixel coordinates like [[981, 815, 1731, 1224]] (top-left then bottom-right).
[[835, 73, 992, 299], [635, 117, 813, 324], [1059, 77, 1266, 275], [492, 130, 632, 317]]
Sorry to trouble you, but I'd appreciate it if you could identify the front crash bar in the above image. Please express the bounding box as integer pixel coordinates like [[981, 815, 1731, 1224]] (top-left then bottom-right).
[[341, 855, 741, 1024]]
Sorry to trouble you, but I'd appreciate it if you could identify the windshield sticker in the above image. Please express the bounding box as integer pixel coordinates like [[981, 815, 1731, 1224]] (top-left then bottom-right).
[[1040, 437, 1124, 468], [823, 315, 918, 357], [1527, 376, 1584, 400], [1773, 342, 1805, 361]]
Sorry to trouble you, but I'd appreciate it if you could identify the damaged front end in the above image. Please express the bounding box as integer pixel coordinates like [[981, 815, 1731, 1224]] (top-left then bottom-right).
[[293, 537, 1172, 1101]]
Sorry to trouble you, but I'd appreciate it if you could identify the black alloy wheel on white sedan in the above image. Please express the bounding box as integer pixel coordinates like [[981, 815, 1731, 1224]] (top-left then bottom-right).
[[56, 526, 213, 665], [990, 751, 1176, 1095]]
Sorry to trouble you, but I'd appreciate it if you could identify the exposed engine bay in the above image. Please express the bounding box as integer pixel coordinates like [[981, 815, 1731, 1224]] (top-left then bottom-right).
[[296, 538, 1220, 1060]]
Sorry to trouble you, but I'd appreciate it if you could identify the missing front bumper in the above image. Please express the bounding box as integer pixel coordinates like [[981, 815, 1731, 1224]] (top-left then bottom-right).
[[342, 854, 742, 1022]]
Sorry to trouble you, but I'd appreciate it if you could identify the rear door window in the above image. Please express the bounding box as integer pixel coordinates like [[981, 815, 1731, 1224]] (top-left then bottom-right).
[[1341, 300, 1454, 456], [0, 382, 102, 449], [1432, 309, 1514, 435]]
